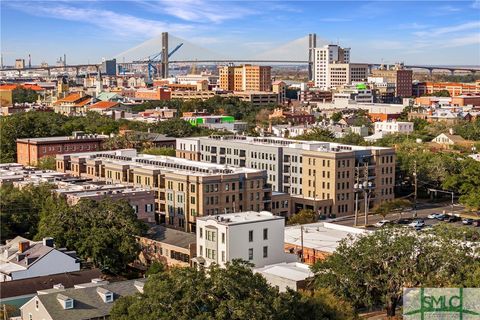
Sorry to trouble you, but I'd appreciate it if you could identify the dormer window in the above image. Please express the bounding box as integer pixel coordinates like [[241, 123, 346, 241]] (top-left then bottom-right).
[[97, 287, 114, 303], [57, 294, 74, 309]]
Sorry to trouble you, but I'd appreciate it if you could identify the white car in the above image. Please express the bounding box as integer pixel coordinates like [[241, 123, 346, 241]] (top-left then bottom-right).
[[374, 220, 390, 227], [409, 220, 425, 228], [427, 213, 442, 219]]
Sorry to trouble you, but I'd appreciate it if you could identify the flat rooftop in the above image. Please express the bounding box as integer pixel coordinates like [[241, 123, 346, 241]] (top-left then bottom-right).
[[63, 149, 262, 176], [186, 135, 391, 153], [143, 224, 196, 249], [284, 222, 368, 253], [254, 262, 313, 281], [17, 135, 107, 144], [197, 211, 284, 225]]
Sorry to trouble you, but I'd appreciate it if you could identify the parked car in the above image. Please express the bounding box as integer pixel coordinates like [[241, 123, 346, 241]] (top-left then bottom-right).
[[375, 220, 390, 227], [444, 215, 460, 222], [428, 213, 442, 219], [397, 218, 412, 225], [409, 220, 425, 228], [435, 213, 446, 220], [462, 218, 474, 225]]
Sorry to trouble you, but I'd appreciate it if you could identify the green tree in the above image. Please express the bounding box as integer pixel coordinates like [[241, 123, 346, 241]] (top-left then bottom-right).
[[110, 260, 352, 320], [372, 199, 412, 219], [340, 133, 365, 146], [36, 156, 57, 170], [145, 261, 165, 277], [295, 128, 336, 142], [12, 86, 38, 103], [36, 198, 147, 274], [0, 183, 54, 241], [443, 157, 480, 210], [150, 118, 198, 137], [142, 147, 176, 156], [287, 209, 317, 225], [422, 90, 450, 97], [330, 112, 343, 122], [312, 225, 479, 317]]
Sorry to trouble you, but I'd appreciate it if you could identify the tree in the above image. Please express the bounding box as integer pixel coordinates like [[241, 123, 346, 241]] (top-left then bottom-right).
[[110, 260, 352, 320], [36, 156, 56, 170], [312, 225, 480, 317], [142, 147, 176, 157], [443, 157, 480, 211], [150, 118, 198, 137], [372, 199, 412, 219], [295, 128, 336, 142], [12, 86, 38, 103], [330, 112, 343, 123], [0, 183, 54, 242], [340, 133, 365, 146], [287, 209, 317, 225], [145, 261, 165, 277], [422, 90, 450, 97], [36, 198, 147, 274]]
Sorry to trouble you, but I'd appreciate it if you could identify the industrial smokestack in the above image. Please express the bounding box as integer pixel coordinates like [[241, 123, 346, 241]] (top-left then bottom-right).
[[28, 54, 31, 68]]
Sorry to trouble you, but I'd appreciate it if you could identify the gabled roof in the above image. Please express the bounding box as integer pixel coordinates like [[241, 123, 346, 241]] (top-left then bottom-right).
[[89, 101, 120, 110], [31, 279, 146, 320]]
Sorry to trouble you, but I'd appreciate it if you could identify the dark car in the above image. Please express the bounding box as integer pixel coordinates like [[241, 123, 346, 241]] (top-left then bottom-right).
[[435, 214, 446, 220], [462, 218, 474, 225], [444, 215, 460, 222], [396, 218, 412, 225]]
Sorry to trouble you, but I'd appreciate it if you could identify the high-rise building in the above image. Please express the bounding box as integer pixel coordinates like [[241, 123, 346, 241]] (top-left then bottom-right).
[[56, 149, 271, 232], [15, 59, 25, 69], [176, 136, 396, 217], [313, 45, 368, 90], [371, 64, 413, 97], [219, 65, 272, 92]]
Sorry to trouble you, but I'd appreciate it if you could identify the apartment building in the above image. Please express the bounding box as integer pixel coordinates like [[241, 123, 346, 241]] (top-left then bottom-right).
[[219, 65, 272, 92], [195, 211, 286, 268], [413, 81, 480, 97], [313, 44, 350, 89], [16, 131, 107, 166], [177, 136, 395, 217], [371, 64, 413, 97], [56, 149, 271, 232], [327, 63, 369, 89]]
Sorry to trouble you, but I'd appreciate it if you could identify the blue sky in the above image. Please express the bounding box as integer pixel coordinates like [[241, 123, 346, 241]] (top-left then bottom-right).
[[1, 0, 479, 66]]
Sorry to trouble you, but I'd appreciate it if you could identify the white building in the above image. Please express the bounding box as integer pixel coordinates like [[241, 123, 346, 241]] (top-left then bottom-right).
[[0, 237, 80, 282], [195, 211, 287, 268], [254, 262, 314, 292], [374, 120, 414, 134], [313, 45, 367, 89]]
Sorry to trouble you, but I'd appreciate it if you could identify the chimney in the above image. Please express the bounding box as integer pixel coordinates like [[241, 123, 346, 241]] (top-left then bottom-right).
[[43, 237, 54, 248], [449, 128, 454, 135], [18, 241, 30, 253]]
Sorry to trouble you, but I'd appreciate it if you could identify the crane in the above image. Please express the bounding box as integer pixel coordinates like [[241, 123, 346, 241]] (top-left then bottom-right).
[[133, 43, 183, 83]]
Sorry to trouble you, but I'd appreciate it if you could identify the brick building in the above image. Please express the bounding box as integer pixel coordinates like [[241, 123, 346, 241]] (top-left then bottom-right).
[[134, 87, 171, 101], [16, 131, 107, 166]]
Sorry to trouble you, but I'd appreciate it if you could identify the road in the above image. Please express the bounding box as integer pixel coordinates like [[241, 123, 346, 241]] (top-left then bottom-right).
[[330, 201, 479, 230]]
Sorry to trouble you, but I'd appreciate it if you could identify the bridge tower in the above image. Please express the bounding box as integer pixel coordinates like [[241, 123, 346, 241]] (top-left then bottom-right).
[[308, 33, 317, 81], [161, 32, 169, 78]]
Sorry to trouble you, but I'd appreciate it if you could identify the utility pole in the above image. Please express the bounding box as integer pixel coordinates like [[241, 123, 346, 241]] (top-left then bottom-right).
[[364, 160, 369, 226], [413, 160, 417, 218], [354, 165, 360, 226], [300, 225, 304, 263]]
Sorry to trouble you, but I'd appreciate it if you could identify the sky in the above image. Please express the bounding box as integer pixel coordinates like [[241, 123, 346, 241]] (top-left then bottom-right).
[[1, 0, 479, 66]]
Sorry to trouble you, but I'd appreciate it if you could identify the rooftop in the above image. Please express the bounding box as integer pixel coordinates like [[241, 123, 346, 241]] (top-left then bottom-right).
[[254, 262, 313, 282], [284, 222, 368, 253], [17, 134, 107, 144], [197, 211, 284, 225], [185, 135, 391, 153], [142, 224, 196, 249]]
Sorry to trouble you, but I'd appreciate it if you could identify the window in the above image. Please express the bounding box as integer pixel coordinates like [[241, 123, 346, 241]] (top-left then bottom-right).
[[65, 300, 74, 309], [35, 299, 39, 310], [222, 233, 225, 244], [105, 293, 113, 303], [248, 230, 253, 242], [199, 245, 203, 256], [199, 228, 203, 238], [222, 250, 225, 262], [263, 228, 268, 240], [263, 246, 268, 258], [248, 248, 253, 260]]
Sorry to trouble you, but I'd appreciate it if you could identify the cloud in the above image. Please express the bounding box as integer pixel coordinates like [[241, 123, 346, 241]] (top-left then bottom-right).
[[138, 0, 258, 23], [429, 4, 462, 16], [395, 22, 429, 30], [413, 21, 480, 37], [4, 1, 195, 38]]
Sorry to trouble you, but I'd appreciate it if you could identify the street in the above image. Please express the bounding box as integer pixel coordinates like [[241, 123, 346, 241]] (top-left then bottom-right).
[[330, 201, 479, 230]]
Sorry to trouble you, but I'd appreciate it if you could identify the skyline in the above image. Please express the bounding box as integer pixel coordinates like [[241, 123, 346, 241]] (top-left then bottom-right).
[[1, 0, 480, 66]]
